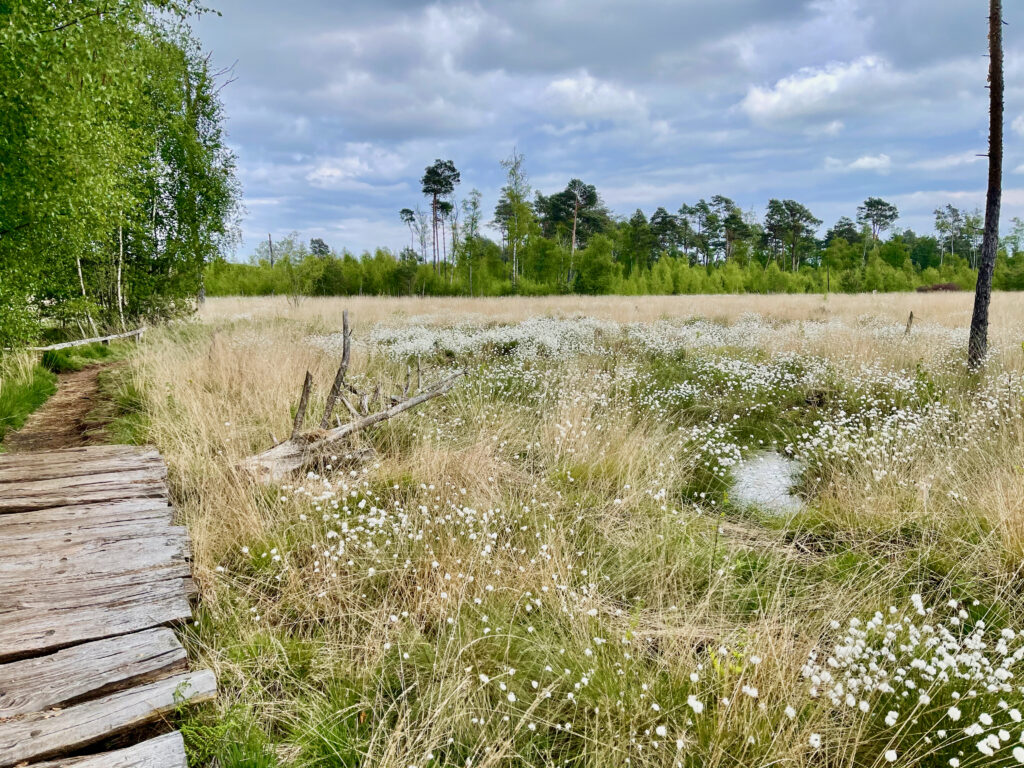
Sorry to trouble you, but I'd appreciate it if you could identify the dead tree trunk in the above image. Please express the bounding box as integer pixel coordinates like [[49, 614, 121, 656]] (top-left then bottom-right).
[[241, 311, 465, 483], [968, 0, 1003, 369]]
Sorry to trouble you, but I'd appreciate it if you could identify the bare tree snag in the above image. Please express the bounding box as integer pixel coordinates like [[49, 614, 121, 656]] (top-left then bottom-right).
[[242, 312, 465, 483], [291, 372, 313, 439], [905, 311, 914, 335], [968, 0, 1003, 369], [320, 310, 351, 428]]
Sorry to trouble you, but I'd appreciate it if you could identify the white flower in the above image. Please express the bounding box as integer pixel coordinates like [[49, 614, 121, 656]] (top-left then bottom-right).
[[1013, 746, 1024, 764], [948, 706, 962, 721], [687, 695, 704, 714], [809, 733, 822, 749], [784, 705, 796, 720], [885, 711, 899, 726], [655, 725, 667, 737], [884, 749, 898, 762]]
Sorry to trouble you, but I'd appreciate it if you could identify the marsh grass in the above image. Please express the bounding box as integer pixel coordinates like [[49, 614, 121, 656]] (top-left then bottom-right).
[[0, 352, 56, 445], [40, 340, 116, 373], [125, 295, 1024, 767]]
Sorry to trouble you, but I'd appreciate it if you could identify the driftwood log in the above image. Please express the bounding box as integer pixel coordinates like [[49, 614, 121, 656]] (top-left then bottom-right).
[[242, 310, 465, 483]]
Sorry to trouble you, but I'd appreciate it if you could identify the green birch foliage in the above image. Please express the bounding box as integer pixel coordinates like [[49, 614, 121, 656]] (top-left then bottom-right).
[[0, 1, 238, 344]]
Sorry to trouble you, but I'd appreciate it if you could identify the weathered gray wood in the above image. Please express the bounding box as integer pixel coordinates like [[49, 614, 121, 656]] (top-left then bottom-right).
[[0, 535, 189, 585], [0, 479, 168, 514], [243, 368, 466, 482], [0, 628, 186, 718], [0, 560, 191, 605], [0, 452, 164, 484], [0, 500, 173, 537], [0, 467, 167, 495], [26, 731, 187, 768], [0, 445, 212, 765], [0, 577, 193, 661], [1, 524, 187, 559], [0, 444, 150, 468], [17, 328, 146, 353], [2, 518, 182, 550], [0, 669, 215, 767]]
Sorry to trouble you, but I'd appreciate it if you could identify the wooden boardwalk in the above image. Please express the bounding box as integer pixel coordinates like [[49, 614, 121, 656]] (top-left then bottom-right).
[[0, 445, 214, 767]]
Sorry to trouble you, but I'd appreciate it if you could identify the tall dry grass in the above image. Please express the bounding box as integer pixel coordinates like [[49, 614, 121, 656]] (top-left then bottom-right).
[[116, 294, 1024, 767]]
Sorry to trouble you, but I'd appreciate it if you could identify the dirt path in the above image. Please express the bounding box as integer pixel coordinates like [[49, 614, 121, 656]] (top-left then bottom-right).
[[4, 366, 110, 452]]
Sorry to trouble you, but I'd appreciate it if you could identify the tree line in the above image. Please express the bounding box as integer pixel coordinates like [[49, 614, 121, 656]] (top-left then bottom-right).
[[208, 153, 1024, 299], [0, 1, 240, 345]]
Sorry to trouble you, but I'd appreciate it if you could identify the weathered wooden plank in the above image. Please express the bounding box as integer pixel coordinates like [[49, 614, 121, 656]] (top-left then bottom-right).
[[0, 445, 151, 468], [26, 731, 187, 768], [0, 628, 186, 718], [0, 579, 193, 661], [2, 519, 183, 551], [0, 535, 190, 583], [0, 500, 173, 537], [0, 561, 191, 601], [0, 481, 168, 514], [0, 670, 214, 768], [0, 467, 167, 494], [0, 453, 164, 484], [0, 526, 188, 565]]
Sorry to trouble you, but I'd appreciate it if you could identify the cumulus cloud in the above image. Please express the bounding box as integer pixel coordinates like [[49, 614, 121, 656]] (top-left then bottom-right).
[[306, 143, 408, 190], [543, 71, 648, 124], [740, 56, 889, 125], [825, 153, 892, 173], [1013, 116, 1024, 136], [911, 151, 983, 171]]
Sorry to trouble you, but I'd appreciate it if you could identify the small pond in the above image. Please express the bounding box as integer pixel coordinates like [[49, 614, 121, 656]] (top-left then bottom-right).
[[731, 451, 804, 515]]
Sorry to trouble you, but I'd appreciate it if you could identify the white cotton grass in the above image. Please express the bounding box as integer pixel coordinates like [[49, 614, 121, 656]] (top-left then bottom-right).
[[134, 296, 1024, 768], [802, 595, 1024, 766]]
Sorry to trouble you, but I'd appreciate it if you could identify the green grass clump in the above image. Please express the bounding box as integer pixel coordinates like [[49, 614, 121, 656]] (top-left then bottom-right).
[[0, 354, 56, 445], [40, 341, 115, 373]]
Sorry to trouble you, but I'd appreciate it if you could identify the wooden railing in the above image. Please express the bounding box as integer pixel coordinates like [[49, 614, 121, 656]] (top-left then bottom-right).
[[25, 327, 146, 352]]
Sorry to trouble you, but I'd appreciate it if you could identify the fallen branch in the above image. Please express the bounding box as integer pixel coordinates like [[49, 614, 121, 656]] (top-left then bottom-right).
[[242, 370, 465, 482], [241, 311, 465, 483]]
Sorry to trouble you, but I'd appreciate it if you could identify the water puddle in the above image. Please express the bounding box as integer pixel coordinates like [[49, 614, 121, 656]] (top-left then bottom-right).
[[731, 451, 804, 516]]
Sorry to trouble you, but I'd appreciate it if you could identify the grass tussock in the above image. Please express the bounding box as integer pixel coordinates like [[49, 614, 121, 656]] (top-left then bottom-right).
[[121, 295, 1024, 767], [39, 340, 116, 373], [0, 352, 56, 445]]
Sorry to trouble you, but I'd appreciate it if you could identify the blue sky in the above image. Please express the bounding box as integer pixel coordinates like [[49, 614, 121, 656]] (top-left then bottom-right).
[[192, 0, 1024, 257]]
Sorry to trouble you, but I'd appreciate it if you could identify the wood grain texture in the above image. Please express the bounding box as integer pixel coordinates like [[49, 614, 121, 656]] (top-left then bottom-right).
[[0, 451, 163, 484], [0, 581, 193, 663], [0, 445, 212, 766], [0, 500, 174, 537], [0, 628, 186, 718], [25, 731, 187, 767], [0, 670, 215, 767], [0, 479, 169, 514]]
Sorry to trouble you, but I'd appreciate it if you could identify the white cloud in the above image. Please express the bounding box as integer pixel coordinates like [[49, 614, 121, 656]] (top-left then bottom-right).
[[740, 56, 888, 124], [825, 153, 891, 173], [911, 151, 983, 171], [306, 143, 408, 190], [804, 119, 844, 137], [1013, 115, 1024, 136], [543, 71, 648, 123]]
